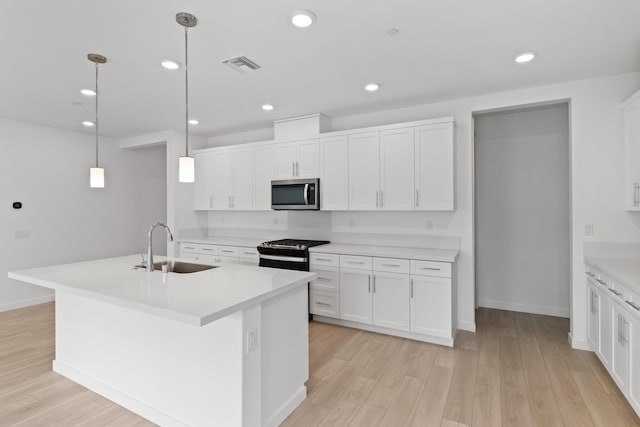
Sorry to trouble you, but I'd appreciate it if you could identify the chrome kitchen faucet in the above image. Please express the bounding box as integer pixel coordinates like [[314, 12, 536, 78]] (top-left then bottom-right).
[[147, 223, 174, 272]]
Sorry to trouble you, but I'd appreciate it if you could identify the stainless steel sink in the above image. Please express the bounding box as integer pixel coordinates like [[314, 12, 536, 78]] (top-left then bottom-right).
[[134, 261, 217, 274]]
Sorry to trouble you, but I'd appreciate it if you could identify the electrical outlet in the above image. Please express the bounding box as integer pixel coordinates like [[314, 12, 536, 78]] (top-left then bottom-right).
[[14, 230, 30, 239], [584, 224, 594, 236], [247, 329, 257, 353]]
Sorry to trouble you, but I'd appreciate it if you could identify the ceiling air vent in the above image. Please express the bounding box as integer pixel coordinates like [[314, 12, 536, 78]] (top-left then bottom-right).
[[222, 56, 261, 73]]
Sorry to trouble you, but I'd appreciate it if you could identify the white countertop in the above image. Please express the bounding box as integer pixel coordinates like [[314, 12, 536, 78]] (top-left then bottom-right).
[[309, 243, 458, 263], [8, 255, 315, 327], [179, 236, 266, 248], [585, 256, 640, 295]]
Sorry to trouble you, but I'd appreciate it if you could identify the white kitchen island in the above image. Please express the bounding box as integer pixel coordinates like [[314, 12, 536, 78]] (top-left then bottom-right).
[[8, 256, 315, 427]]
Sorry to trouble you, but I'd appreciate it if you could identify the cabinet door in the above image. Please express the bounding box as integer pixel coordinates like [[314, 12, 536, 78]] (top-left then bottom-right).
[[410, 275, 452, 338], [296, 139, 319, 178], [587, 283, 600, 350], [232, 148, 253, 210], [612, 302, 630, 394], [373, 272, 410, 331], [415, 123, 454, 210], [625, 99, 640, 211], [598, 288, 612, 368], [320, 135, 349, 210], [348, 132, 380, 210], [211, 150, 233, 210], [274, 142, 296, 179], [253, 144, 274, 210], [339, 269, 373, 324], [193, 152, 215, 210], [629, 311, 640, 414], [380, 128, 415, 210]]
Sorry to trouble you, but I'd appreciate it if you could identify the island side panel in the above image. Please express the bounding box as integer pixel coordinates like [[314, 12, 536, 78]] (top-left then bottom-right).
[[54, 291, 244, 427], [261, 284, 309, 427]]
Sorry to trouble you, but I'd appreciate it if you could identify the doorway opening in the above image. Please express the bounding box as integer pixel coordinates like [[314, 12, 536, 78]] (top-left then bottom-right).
[[474, 102, 571, 317]]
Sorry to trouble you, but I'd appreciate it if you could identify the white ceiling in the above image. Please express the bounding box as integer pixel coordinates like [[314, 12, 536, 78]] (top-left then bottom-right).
[[1, 0, 639, 138]]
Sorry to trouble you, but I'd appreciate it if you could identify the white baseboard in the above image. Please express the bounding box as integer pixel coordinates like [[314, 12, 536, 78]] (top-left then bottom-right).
[[53, 360, 188, 427], [264, 386, 306, 427], [478, 299, 570, 318], [457, 321, 476, 332], [0, 295, 55, 313], [568, 332, 591, 351]]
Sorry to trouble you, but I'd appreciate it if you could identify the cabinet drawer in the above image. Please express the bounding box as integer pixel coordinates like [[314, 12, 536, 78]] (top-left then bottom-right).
[[310, 290, 340, 319], [196, 254, 217, 265], [374, 257, 410, 274], [200, 245, 219, 256], [310, 253, 340, 267], [179, 242, 200, 254], [310, 267, 340, 292], [411, 260, 451, 278], [340, 255, 373, 270], [219, 246, 240, 257], [218, 255, 240, 264], [238, 258, 259, 266], [238, 247, 259, 259]]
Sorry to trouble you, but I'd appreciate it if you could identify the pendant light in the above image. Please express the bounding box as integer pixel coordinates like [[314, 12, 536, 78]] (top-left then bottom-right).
[[88, 53, 107, 188], [176, 12, 197, 183]]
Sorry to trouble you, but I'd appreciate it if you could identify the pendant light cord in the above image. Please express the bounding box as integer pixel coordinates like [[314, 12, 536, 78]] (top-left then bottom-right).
[[95, 61, 99, 168], [184, 26, 189, 157]]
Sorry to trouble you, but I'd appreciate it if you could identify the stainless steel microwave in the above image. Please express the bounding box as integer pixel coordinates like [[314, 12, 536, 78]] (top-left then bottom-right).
[[271, 178, 320, 210]]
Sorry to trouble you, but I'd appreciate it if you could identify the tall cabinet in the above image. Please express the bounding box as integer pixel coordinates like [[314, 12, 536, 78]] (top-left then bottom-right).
[[624, 89, 640, 211]]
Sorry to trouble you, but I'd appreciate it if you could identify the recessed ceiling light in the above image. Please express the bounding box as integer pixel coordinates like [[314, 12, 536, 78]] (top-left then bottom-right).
[[262, 104, 275, 111], [364, 83, 380, 92], [515, 52, 536, 64], [188, 119, 199, 125], [82, 121, 95, 127], [291, 10, 316, 28], [161, 59, 181, 70], [80, 88, 96, 96]]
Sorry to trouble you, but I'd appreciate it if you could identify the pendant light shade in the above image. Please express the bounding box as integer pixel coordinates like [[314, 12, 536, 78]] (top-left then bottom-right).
[[176, 12, 197, 183], [87, 53, 107, 188], [179, 156, 195, 182]]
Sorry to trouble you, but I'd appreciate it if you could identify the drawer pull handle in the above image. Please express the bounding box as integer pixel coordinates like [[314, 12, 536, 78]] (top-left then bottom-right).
[[585, 272, 594, 277], [626, 300, 640, 311], [243, 251, 255, 255], [202, 248, 214, 252], [222, 250, 234, 253], [596, 279, 607, 285], [316, 302, 332, 307], [381, 263, 401, 268], [420, 267, 441, 271], [317, 277, 331, 282], [348, 261, 366, 265], [184, 246, 195, 250], [315, 258, 333, 262], [609, 288, 622, 297]]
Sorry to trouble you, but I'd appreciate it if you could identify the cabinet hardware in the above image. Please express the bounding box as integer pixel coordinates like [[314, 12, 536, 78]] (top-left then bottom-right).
[[609, 288, 622, 297], [626, 300, 640, 311], [585, 271, 594, 277], [376, 190, 379, 208], [596, 278, 607, 286], [623, 318, 628, 345], [348, 261, 366, 265], [410, 278, 414, 298], [380, 190, 384, 208], [590, 291, 594, 314], [416, 189, 420, 207], [315, 258, 332, 262], [381, 263, 400, 268], [368, 275, 371, 293], [316, 277, 331, 282], [316, 302, 331, 307], [594, 294, 598, 313], [221, 250, 233, 254], [296, 161, 299, 176], [202, 248, 214, 252], [617, 314, 621, 344], [292, 162, 295, 177], [420, 267, 441, 271], [210, 195, 213, 208], [373, 275, 376, 293], [184, 246, 195, 250]]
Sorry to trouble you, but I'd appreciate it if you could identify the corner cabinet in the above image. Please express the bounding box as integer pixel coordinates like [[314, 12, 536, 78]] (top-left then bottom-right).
[[624, 89, 640, 211]]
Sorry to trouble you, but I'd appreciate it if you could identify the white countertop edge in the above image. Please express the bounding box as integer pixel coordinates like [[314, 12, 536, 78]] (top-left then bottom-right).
[[178, 237, 265, 248], [584, 257, 640, 296], [8, 269, 315, 327], [308, 244, 458, 263]]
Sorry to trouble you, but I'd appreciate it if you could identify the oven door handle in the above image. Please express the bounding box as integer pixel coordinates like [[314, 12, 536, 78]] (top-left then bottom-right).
[[259, 254, 308, 263], [304, 184, 309, 205]]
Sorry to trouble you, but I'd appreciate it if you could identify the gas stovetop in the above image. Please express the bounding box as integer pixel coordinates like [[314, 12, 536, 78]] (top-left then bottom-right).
[[258, 239, 330, 251]]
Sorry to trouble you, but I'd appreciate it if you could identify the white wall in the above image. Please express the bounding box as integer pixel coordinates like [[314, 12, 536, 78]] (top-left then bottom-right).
[[475, 104, 570, 317], [200, 72, 640, 341], [0, 118, 166, 311]]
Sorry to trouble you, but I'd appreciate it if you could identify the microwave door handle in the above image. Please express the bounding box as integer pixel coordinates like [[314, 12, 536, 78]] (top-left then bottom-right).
[[304, 184, 309, 205]]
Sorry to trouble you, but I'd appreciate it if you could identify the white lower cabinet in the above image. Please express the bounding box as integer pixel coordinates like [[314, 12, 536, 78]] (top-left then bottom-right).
[[612, 301, 631, 394], [310, 289, 340, 319], [630, 313, 640, 413], [372, 272, 410, 331], [598, 286, 613, 368], [340, 268, 373, 324], [410, 275, 451, 337], [587, 280, 600, 351], [179, 242, 258, 266]]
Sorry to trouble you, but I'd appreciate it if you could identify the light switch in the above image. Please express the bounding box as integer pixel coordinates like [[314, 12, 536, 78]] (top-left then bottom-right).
[[584, 224, 593, 236]]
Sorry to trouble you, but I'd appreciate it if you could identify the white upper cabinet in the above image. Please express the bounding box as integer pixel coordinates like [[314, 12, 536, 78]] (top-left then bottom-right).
[[348, 132, 380, 210], [193, 152, 215, 210], [232, 148, 253, 210], [380, 128, 415, 210], [624, 90, 640, 211], [274, 139, 319, 179], [320, 135, 349, 210], [415, 122, 454, 210], [211, 150, 233, 210], [253, 144, 274, 210]]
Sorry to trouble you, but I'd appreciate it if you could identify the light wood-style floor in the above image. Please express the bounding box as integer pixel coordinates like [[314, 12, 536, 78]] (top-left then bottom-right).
[[1, 303, 639, 426]]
